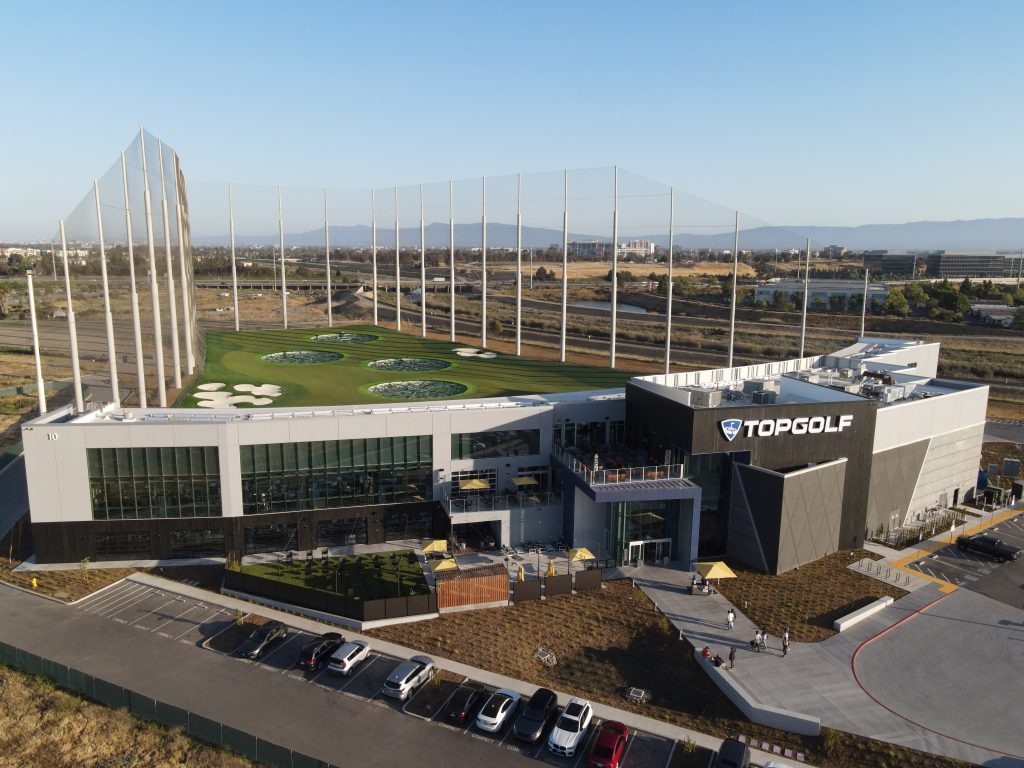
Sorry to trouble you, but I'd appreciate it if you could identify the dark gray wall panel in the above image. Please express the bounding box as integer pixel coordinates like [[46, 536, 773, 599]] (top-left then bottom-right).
[[865, 438, 929, 536]]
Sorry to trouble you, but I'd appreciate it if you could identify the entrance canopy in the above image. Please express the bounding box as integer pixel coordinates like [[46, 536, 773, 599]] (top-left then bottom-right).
[[459, 478, 490, 491], [568, 547, 596, 562]]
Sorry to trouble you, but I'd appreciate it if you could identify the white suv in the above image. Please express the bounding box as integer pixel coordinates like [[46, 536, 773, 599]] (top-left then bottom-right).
[[327, 639, 370, 676], [381, 655, 434, 701], [547, 697, 593, 756]]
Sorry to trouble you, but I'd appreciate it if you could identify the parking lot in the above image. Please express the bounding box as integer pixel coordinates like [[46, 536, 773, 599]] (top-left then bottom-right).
[[907, 514, 1024, 607], [76, 579, 694, 768]]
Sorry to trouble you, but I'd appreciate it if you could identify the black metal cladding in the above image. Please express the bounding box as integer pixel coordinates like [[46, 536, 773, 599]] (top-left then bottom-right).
[[625, 382, 877, 552]]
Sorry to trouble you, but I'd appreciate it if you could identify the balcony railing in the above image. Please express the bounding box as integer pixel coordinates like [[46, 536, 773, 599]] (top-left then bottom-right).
[[554, 446, 684, 486], [444, 491, 560, 515]]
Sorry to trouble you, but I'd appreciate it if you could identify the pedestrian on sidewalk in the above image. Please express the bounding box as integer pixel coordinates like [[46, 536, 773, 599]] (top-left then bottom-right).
[[751, 630, 762, 652], [726, 608, 735, 630], [761, 630, 770, 652], [729, 646, 736, 669], [782, 628, 790, 658]]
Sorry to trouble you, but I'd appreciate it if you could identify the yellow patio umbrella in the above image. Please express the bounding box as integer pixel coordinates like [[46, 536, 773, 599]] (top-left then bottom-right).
[[546, 560, 556, 578], [566, 547, 596, 573], [419, 539, 448, 554], [429, 557, 458, 572], [694, 561, 736, 582], [458, 478, 490, 491], [517, 564, 526, 582], [512, 476, 538, 487]]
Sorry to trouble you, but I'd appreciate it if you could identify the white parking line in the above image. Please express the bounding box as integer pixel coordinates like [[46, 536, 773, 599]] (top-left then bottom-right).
[[131, 598, 180, 629], [99, 588, 158, 618], [150, 603, 200, 634], [81, 583, 145, 613], [620, 732, 637, 764], [78, 581, 138, 610], [173, 607, 226, 640], [662, 740, 677, 768], [257, 632, 303, 672], [933, 558, 989, 576]]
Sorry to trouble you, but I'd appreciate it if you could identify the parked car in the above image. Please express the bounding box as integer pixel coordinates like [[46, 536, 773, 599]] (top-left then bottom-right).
[[327, 639, 371, 676], [547, 697, 593, 757], [295, 632, 344, 671], [445, 685, 484, 724], [476, 689, 521, 733], [956, 533, 1023, 562], [587, 720, 628, 768], [236, 620, 287, 660], [713, 737, 751, 768], [382, 655, 434, 701], [511, 687, 558, 742]]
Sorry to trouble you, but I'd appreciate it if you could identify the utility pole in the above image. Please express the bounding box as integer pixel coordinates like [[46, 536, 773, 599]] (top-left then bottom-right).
[[664, 188, 674, 374], [727, 211, 739, 368]]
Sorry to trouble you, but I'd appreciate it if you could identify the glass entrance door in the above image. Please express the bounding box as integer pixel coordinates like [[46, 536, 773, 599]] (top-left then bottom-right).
[[627, 537, 673, 565]]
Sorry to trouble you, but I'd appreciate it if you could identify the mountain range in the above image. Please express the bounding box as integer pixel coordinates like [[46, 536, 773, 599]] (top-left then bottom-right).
[[193, 217, 1024, 252]]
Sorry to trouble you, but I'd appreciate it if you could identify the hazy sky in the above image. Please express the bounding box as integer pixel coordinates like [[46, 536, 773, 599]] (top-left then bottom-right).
[[2, 0, 1021, 241]]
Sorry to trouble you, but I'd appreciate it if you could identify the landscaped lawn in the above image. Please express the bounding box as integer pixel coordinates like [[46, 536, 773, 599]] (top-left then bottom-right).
[[178, 324, 636, 408], [242, 550, 429, 599]]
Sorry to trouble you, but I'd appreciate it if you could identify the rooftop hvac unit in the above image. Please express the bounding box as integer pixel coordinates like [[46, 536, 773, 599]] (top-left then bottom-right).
[[743, 378, 767, 394], [839, 368, 854, 378], [752, 390, 777, 404], [689, 388, 722, 408]]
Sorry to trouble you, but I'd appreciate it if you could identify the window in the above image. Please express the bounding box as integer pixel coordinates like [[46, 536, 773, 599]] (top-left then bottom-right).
[[239, 437, 432, 515], [316, 518, 368, 547], [244, 523, 298, 555], [451, 429, 541, 459], [93, 532, 152, 561], [87, 447, 221, 521], [168, 529, 226, 559]]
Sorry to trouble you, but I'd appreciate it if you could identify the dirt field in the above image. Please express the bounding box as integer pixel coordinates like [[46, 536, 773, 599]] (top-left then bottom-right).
[[0, 664, 256, 768], [527, 261, 757, 279]]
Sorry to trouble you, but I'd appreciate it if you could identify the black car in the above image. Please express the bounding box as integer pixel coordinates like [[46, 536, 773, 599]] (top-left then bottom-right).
[[713, 737, 750, 768], [295, 632, 344, 671], [237, 620, 287, 660], [445, 685, 483, 724], [956, 533, 1023, 562], [512, 687, 558, 742]]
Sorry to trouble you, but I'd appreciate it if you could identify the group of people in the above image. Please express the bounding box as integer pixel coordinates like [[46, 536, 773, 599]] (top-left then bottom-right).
[[701, 645, 736, 669], [690, 573, 715, 595], [748, 627, 791, 657]]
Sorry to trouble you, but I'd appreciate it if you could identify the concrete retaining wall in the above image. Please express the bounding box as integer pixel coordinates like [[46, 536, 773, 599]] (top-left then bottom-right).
[[834, 595, 894, 632]]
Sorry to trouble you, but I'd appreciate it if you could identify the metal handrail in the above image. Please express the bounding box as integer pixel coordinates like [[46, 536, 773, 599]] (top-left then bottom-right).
[[444, 490, 560, 515], [553, 445, 684, 486]]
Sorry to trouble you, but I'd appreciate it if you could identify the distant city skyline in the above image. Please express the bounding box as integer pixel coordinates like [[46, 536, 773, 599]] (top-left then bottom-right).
[[2, 0, 1021, 241]]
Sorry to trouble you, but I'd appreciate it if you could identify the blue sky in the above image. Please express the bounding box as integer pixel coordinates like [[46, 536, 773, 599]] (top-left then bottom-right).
[[2, 0, 1021, 240]]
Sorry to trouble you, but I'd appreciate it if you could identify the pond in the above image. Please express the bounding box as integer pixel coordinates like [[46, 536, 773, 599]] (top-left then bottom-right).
[[368, 380, 468, 399], [571, 300, 649, 314]]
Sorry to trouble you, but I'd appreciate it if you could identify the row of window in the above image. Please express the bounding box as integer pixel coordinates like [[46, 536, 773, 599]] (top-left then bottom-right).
[[450, 430, 541, 459], [240, 436, 431, 474], [91, 529, 228, 561]]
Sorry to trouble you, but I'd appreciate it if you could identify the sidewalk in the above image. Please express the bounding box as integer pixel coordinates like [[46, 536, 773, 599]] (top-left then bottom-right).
[[128, 571, 807, 767]]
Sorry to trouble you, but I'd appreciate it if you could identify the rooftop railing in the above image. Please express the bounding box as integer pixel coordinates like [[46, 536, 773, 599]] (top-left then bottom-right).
[[554, 446, 684, 486], [444, 491, 560, 515]]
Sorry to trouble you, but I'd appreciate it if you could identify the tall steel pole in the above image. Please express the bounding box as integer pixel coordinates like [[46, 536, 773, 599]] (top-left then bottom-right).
[[799, 237, 811, 358], [727, 210, 739, 368], [560, 170, 568, 362], [371, 189, 378, 326], [419, 184, 426, 337], [59, 221, 84, 412], [515, 173, 522, 355], [481, 177, 487, 348], [94, 180, 120, 402], [26, 270, 46, 414], [229, 185, 239, 332], [859, 268, 869, 338], [278, 186, 288, 329], [449, 180, 456, 342], [158, 142, 182, 389], [324, 188, 332, 328], [394, 186, 402, 331], [664, 187, 674, 374], [609, 166, 619, 368], [139, 129, 167, 407], [172, 153, 195, 373], [121, 151, 146, 407]]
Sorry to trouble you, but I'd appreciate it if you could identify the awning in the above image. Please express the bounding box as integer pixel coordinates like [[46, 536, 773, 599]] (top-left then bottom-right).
[[459, 478, 490, 491], [429, 557, 458, 572], [567, 547, 596, 562], [512, 476, 538, 487], [419, 539, 448, 554], [694, 561, 736, 580]]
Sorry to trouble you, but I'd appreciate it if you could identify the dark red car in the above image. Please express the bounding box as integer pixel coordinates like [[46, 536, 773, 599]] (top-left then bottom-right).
[[588, 720, 628, 768]]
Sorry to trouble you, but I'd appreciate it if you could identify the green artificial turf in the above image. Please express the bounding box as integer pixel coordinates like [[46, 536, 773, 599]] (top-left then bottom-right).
[[179, 325, 634, 408], [242, 550, 429, 599]]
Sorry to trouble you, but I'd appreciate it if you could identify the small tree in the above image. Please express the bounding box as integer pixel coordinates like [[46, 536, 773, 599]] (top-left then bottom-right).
[[79, 556, 90, 582]]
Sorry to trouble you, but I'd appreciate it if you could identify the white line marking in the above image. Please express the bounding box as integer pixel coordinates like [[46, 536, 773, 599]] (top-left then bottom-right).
[[100, 588, 158, 619], [150, 604, 200, 634], [131, 598, 179, 630]]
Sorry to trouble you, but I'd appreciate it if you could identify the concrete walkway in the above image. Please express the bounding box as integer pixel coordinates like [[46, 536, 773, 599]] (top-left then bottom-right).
[[126, 571, 798, 767], [631, 516, 1024, 768]]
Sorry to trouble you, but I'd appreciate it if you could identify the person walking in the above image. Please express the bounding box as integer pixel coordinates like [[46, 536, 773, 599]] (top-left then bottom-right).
[[782, 628, 790, 658], [752, 630, 762, 652], [761, 630, 770, 652], [728, 646, 736, 670], [726, 608, 735, 630]]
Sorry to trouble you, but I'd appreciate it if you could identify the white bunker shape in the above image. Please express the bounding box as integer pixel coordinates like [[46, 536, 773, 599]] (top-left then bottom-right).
[[452, 347, 497, 359], [193, 383, 283, 409]]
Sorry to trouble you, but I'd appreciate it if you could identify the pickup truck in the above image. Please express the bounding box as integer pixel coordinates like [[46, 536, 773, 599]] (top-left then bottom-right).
[[955, 533, 1023, 562]]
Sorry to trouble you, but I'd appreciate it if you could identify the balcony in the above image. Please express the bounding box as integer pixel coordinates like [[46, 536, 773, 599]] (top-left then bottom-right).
[[443, 491, 561, 516], [553, 445, 683, 486]]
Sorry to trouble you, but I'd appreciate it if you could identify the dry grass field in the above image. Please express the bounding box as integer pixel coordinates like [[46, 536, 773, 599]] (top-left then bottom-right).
[[0, 665, 257, 768], [527, 260, 757, 279]]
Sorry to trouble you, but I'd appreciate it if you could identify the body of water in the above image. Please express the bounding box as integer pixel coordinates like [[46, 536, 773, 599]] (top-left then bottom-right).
[[571, 300, 649, 314]]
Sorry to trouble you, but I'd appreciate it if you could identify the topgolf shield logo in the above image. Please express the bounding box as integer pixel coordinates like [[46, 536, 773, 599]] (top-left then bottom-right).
[[719, 418, 743, 442]]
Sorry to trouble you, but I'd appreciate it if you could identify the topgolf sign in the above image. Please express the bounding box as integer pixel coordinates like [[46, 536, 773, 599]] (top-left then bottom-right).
[[719, 414, 853, 442]]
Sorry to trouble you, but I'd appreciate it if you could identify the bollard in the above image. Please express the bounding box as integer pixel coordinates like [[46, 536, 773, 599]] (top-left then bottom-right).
[[886, 568, 891, 579]]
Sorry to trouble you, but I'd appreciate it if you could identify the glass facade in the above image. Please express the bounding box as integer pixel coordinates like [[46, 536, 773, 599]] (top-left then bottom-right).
[[239, 436, 432, 515], [555, 420, 624, 450], [87, 447, 222, 521], [683, 452, 732, 555], [93, 532, 152, 561], [451, 429, 541, 459], [244, 523, 298, 554], [316, 518, 368, 547], [168, 529, 226, 559], [607, 500, 681, 564]]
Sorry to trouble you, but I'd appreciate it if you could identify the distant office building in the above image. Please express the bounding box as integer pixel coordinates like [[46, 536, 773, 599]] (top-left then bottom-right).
[[823, 245, 846, 258], [863, 251, 918, 277], [968, 304, 1016, 328], [924, 251, 1008, 278], [754, 279, 888, 308], [619, 239, 656, 259], [568, 240, 610, 259]]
